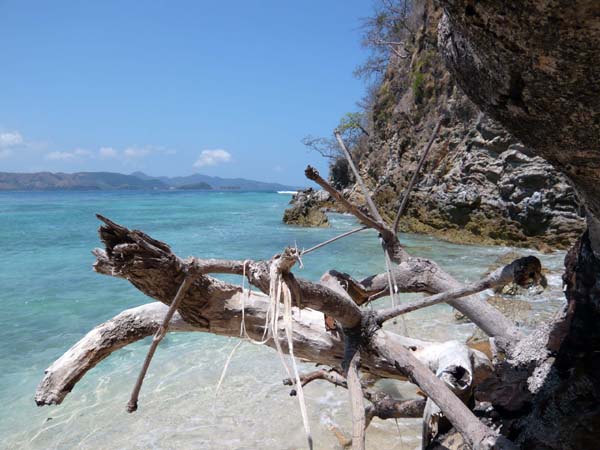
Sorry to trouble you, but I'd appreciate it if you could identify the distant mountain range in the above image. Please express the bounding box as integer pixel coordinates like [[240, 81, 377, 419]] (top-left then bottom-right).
[[0, 171, 301, 192]]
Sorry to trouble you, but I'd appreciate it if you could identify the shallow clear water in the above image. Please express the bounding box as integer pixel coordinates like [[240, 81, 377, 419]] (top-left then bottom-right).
[[0, 191, 566, 449]]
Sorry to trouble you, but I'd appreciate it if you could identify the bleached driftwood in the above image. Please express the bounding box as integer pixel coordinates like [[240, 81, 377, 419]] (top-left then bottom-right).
[[36, 250, 491, 406], [304, 167, 522, 347], [376, 255, 543, 323], [34, 213, 521, 449], [284, 367, 427, 448], [36, 141, 532, 450]]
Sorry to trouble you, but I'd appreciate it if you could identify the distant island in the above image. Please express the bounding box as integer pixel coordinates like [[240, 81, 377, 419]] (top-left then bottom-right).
[[0, 171, 301, 192]]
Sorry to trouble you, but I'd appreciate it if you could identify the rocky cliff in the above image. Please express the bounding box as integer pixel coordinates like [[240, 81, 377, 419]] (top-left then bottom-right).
[[284, 1, 584, 250]]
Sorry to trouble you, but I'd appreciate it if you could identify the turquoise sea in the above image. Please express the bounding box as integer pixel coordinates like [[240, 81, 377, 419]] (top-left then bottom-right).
[[0, 191, 566, 449]]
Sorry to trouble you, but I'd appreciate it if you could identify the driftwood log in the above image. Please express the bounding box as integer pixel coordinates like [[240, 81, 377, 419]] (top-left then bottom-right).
[[34, 118, 543, 450], [36, 173, 540, 450]]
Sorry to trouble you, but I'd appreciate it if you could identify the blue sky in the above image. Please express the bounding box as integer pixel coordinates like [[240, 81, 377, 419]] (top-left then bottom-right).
[[0, 1, 374, 185]]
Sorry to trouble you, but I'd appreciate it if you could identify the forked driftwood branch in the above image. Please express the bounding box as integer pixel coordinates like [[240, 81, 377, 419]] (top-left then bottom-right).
[[36, 138, 530, 449], [376, 255, 542, 324], [284, 368, 426, 448], [304, 165, 522, 346], [34, 210, 528, 449]]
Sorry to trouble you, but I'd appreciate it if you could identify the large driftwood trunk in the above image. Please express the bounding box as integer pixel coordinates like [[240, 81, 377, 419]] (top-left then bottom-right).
[[37, 215, 525, 450]]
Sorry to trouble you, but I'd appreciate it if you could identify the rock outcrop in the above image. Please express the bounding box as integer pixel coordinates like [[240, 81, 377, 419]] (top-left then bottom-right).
[[286, 1, 585, 250], [432, 2, 600, 449], [438, 0, 600, 223], [387, 115, 584, 249], [282, 188, 330, 227]]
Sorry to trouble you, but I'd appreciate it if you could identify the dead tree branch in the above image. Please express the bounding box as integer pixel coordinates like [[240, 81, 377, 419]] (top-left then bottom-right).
[[35, 303, 196, 406], [305, 165, 390, 238], [304, 170, 522, 346], [36, 216, 516, 449], [283, 369, 348, 392], [283, 368, 426, 422], [37, 218, 492, 406], [347, 351, 366, 450], [126, 273, 198, 412], [334, 130, 384, 224], [372, 335, 517, 450], [392, 117, 444, 234], [376, 256, 543, 323]]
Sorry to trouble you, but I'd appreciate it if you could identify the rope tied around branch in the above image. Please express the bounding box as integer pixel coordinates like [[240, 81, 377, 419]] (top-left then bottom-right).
[[223, 249, 313, 450], [267, 248, 313, 450]]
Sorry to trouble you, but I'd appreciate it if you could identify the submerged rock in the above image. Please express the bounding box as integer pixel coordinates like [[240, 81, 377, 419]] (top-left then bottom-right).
[[487, 252, 548, 296]]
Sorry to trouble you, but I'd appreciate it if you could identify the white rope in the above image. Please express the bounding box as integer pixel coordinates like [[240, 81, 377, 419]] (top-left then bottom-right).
[[281, 276, 313, 450], [384, 250, 398, 308], [236, 256, 313, 449], [382, 240, 408, 335], [269, 264, 294, 381], [239, 260, 270, 344], [214, 340, 244, 397]]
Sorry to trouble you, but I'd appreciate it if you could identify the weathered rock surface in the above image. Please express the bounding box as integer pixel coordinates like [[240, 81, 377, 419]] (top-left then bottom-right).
[[286, 1, 585, 250], [282, 188, 330, 227], [364, 2, 585, 249], [434, 2, 600, 449], [386, 114, 584, 249], [438, 0, 600, 223]]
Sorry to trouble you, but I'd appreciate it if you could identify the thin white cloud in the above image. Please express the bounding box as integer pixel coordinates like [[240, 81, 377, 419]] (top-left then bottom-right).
[[45, 148, 92, 161], [99, 147, 118, 158], [73, 148, 92, 157], [0, 130, 174, 166], [0, 130, 25, 158], [0, 131, 23, 148], [193, 149, 232, 168], [46, 151, 76, 161], [123, 147, 150, 159]]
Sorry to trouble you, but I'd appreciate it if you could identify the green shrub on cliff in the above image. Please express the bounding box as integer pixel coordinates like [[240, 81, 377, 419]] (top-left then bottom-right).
[[412, 71, 425, 103]]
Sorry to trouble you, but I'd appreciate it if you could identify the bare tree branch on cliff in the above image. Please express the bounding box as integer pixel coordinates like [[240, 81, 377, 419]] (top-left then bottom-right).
[[354, 0, 424, 80]]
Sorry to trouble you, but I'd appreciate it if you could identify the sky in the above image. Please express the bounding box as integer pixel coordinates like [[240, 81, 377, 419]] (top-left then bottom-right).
[[0, 1, 375, 185]]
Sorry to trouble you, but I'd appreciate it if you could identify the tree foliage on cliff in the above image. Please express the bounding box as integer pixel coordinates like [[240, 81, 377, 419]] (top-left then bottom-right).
[[354, 0, 423, 81]]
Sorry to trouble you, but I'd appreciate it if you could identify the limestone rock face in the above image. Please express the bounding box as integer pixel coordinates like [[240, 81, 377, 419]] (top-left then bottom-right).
[[351, 1, 584, 249], [396, 115, 584, 249], [435, 3, 600, 449], [284, 1, 587, 250], [282, 189, 330, 227], [437, 0, 600, 220]]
